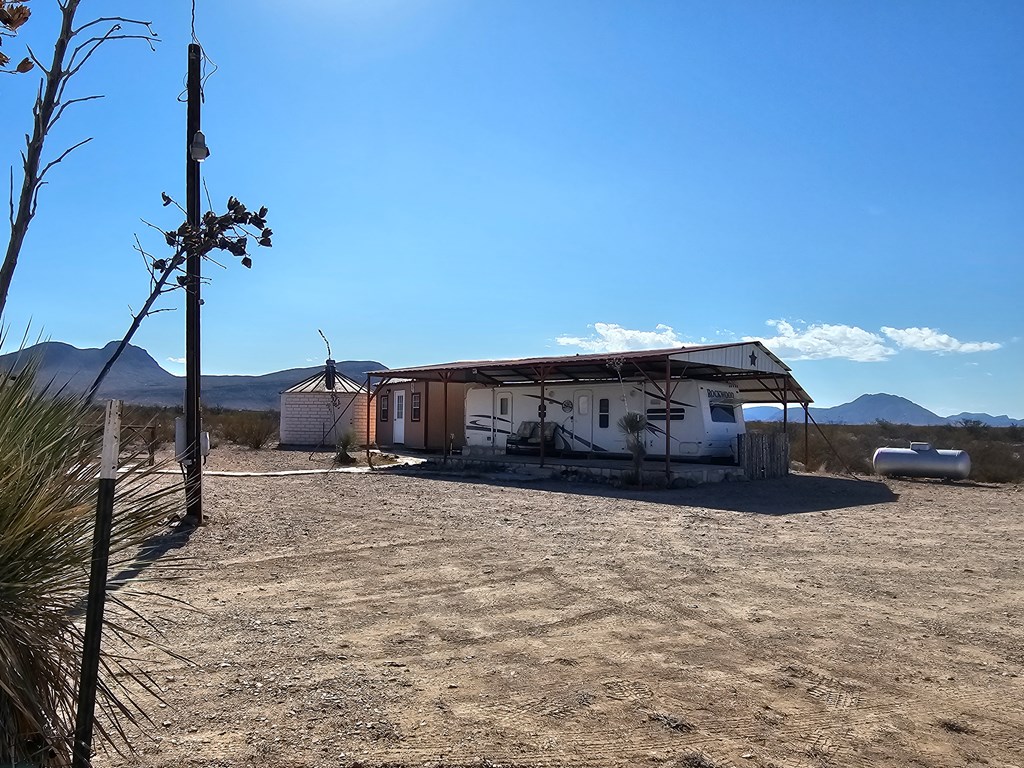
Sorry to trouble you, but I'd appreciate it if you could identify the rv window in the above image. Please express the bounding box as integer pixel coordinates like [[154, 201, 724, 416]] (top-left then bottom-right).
[[578, 395, 590, 415], [411, 391, 421, 422], [499, 396, 510, 416], [710, 404, 736, 423], [598, 398, 609, 428], [379, 394, 389, 422]]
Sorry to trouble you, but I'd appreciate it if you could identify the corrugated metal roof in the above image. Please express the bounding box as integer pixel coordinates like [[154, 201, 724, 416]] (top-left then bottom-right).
[[282, 371, 365, 394], [367, 342, 812, 404]]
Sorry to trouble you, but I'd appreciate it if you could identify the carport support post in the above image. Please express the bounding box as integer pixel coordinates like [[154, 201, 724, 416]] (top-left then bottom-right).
[[538, 368, 547, 468], [442, 372, 450, 464], [365, 374, 372, 465], [664, 356, 672, 484], [782, 378, 789, 430], [803, 402, 809, 468]]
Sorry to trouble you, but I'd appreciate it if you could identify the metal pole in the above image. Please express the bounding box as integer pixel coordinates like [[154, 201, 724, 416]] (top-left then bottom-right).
[[664, 356, 671, 484], [365, 374, 371, 465], [442, 373, 449, 463], [422, 380, 430, 450], [782, 378, 789, 430], [184, 42, 203, 523], [803, 402, 809, 469], [72, 401, 122, 768], [538, 368, 546, 468]]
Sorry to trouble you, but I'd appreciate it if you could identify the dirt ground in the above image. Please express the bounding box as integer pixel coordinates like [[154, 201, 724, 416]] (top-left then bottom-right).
[[98, 446, 1023, 768]]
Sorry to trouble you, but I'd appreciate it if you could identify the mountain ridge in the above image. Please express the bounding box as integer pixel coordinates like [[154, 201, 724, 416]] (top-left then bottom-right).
[[0, 341, 385, 411], [743, 393, 1023, 427]]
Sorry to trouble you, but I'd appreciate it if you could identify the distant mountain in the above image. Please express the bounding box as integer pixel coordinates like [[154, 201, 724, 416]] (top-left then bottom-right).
[[0, 341, 385, 411], [823, 393, 949, 426], [744, 393, 1022, 427], [944, 412, 1022, 428], [742, 405, 800, 422]]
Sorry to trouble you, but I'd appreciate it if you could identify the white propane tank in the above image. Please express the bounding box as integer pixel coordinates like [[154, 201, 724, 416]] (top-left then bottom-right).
[[872, 443, 971, 480]]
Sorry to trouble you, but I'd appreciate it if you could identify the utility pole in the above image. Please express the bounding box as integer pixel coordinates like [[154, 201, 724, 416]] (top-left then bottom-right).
[[184, 42, 203, 523]]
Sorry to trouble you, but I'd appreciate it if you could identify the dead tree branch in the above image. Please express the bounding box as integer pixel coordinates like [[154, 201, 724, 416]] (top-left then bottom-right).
[[87, 195, 273, 403], [0, 0, 158, 318]]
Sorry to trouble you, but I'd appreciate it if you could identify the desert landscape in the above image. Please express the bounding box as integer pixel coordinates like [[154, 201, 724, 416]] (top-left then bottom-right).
[[99, 447, 1023, 768]]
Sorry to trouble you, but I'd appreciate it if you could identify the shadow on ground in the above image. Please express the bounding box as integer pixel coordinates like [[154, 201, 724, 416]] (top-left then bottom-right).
[[389, 465, 899, 515], [667, 473, 898, 514], [107, 517, 199, 591]]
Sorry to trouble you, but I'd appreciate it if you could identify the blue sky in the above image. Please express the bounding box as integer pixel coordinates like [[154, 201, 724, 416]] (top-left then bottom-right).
[[2, 1, 1021, 417]]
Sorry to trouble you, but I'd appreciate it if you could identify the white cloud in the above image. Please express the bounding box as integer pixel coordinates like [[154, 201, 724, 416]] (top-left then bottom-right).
[[555, 323, 684, 353], [555, 319, 1002, 362], [166, 356, 186, 364], [880, 326, 1002, 354], [743, 320, 895, 362]]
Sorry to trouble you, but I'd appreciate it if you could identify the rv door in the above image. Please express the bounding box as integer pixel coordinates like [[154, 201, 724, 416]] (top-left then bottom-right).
[[495, 392, 513, 449]]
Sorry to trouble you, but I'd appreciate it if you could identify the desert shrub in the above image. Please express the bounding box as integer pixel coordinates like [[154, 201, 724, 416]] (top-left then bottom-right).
[[120, 405, 177, 458], [337, 430, 357, 452], [956, 439, 1021, 483], [0, 361, 182, 765], [212, 410, 278, 449]]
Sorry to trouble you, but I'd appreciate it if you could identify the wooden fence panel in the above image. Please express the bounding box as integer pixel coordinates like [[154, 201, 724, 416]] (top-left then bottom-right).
[[738, 432, 790, 479]]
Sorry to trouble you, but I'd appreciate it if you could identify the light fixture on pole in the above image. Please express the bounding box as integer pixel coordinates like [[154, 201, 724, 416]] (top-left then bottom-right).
[[190, 130, 210, 162]]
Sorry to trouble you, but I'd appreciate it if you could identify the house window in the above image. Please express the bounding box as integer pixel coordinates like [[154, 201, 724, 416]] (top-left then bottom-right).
[[598, 398, 609, 429], [379, 393, 389, 422], [411, 391, 421, 422]]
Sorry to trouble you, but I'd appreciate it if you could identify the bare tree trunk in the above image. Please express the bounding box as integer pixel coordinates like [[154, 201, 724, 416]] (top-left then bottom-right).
[[0, 0, 81, 317], [2, 4, 157, 319]]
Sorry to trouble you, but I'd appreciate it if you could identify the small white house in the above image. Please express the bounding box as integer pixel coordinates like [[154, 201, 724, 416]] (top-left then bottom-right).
[[279, 362, 375, 448]]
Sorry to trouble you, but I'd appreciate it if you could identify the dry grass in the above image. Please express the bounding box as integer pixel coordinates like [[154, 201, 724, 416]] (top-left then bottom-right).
[[208, 410, 279, 449], [748, 420, 1023, 482]]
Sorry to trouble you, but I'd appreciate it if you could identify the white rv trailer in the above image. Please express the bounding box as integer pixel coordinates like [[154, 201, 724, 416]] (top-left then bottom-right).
[[464, 379, 745, 461]]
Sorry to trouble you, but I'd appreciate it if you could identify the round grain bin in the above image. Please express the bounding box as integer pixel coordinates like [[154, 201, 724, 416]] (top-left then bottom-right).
[[279, 368, 375, 448]]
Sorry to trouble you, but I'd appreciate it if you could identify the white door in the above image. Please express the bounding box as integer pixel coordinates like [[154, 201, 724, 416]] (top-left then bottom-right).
[[393, 390, 406, 444], [573, 389, 593, 452]]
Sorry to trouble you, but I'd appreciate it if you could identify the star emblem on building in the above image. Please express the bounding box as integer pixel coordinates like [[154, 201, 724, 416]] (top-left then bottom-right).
[[749, 350, 758, 366]]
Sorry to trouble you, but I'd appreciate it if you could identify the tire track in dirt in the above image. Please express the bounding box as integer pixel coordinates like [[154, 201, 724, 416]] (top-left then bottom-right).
[[246, 541, 1024, 767], [437, 568, 875, 763], [441, 606, 622, 648], [595, 571, 1014, 761], [219, 537, 447, 567]]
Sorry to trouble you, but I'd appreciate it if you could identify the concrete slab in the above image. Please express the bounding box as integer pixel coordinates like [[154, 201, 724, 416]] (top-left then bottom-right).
[[395, 450, 747, 488]]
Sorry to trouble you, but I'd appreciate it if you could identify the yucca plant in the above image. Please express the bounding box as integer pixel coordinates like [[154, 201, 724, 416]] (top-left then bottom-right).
[[332, 430, 359, 465], [0, 358, 184, 766], [618, 411, 648, 486]]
